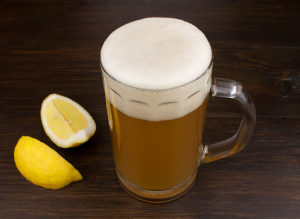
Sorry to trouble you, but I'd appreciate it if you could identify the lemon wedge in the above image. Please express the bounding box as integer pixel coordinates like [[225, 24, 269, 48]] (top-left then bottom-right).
[[41, 94, 96, 148], [14, 136, 83, 189]]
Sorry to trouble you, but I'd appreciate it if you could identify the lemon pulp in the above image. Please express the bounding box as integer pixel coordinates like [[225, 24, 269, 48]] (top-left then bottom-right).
[[44, 98, 89, 140]]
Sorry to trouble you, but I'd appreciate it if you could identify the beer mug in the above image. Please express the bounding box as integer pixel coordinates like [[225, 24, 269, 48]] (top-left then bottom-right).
[[100, 18, 256, 203]]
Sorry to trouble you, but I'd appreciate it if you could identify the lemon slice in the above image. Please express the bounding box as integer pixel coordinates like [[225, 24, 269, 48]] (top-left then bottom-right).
[[14, 136, 83, 189], [41, 94, 96, 148]]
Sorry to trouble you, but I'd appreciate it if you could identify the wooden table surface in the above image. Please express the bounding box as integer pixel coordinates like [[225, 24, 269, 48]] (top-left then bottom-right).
[[1, 0, 300, 218]]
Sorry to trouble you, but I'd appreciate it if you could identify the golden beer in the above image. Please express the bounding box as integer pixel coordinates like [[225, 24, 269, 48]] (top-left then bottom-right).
[[106, 97, 208, 192]]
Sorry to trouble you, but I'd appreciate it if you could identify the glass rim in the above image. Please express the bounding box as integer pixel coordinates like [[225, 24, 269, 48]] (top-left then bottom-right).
[[100, 57, 213, 92]]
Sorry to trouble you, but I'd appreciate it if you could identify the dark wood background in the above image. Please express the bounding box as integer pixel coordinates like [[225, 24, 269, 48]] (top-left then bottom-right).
[[1, 0, 300, 218]]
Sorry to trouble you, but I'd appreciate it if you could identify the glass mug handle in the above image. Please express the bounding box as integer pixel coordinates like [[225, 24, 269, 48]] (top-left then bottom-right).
[[202, 78, 256, 163]]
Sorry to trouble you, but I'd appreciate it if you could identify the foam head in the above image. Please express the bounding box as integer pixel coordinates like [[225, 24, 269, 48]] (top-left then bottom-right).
[[101, 17, 212, 121], [101, 17, 212, 90]]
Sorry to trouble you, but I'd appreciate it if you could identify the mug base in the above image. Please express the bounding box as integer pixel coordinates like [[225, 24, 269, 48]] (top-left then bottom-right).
[[116, 170, 197, 203]]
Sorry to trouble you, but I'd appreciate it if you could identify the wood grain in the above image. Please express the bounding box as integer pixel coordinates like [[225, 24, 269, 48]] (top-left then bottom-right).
[[0, 0, 299, 218]]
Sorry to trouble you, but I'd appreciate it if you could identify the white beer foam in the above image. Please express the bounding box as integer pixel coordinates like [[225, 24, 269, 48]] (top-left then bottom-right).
[[101, 17, 212, 90], [101, 17, 212, 121]]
